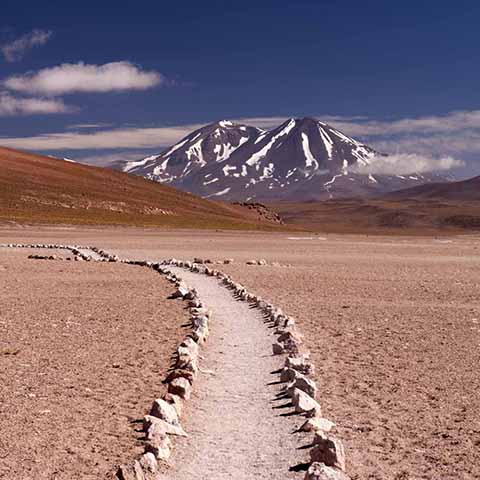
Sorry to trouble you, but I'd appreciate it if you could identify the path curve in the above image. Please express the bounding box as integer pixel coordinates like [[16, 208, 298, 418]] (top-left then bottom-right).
[[166, 267, 309, 479]]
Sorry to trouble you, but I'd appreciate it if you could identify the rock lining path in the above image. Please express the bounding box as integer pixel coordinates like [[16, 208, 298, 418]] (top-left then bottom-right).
[[166, 267, 309, 479]]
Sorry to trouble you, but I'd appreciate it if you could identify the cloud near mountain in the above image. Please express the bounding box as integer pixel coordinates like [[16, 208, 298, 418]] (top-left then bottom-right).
[[351, 153, 464, 176], [0, 111, 477, 176]]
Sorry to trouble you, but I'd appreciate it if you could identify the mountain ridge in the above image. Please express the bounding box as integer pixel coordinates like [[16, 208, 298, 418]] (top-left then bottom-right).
[[111, 117, 452, 201]]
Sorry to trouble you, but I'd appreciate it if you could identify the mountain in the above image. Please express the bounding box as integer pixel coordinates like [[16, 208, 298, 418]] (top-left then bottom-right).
[[0, 146, 283, 230], [384, 175, 480, 201], [119, 120, 262, 184], [113, 117, 451, 201]]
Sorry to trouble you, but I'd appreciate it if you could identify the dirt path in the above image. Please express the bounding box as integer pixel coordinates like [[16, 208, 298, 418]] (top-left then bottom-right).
[[166, 267, 309, 479]]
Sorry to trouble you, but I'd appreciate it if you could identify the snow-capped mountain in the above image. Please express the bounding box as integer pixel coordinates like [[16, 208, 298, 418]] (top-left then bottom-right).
[[121, 120, 262, 184], [113, 117, 451, 201]]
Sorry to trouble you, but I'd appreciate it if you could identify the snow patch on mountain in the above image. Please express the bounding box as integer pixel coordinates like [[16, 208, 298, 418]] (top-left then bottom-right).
[[245, 119, 296, 166], [301, 132, 319, 169]]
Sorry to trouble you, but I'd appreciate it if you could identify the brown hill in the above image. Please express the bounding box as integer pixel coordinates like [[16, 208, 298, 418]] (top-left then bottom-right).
[[0, 147, 283, 230], [384, 175, 480, 201], [271, 177, 480, 235]]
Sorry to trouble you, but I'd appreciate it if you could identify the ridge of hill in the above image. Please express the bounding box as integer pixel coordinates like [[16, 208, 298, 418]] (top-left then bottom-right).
[[0, 146, 284, 230]]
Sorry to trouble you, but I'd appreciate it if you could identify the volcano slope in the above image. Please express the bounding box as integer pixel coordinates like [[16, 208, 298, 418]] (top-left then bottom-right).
[[0, 146, 281, 230]]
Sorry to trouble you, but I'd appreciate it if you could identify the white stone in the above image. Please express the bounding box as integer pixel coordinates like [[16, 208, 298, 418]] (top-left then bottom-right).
[[150, 398, 179, 425], [310, 432, 346, 472], [286, 355, 315, 375], [272, 342, 284, 355], [143, 415, 187, 437], [138, 452, 159, 473], [288, 375, 317, 398], [292, 388, 321, 415], [280, 367, 298, 383], [300, 417, 336, 433], [172, 284, 190, 298], [305, 462, 350, 480], [145, 429, 171, 461], [191, 325, 209, 343], [176, 352, 199, 373], [168, 377, 192, 400], [116, 461, 146, 480], [192, 315, 209, 329]]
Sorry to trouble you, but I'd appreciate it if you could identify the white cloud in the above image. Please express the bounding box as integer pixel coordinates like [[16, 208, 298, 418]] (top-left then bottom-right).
[[370, 131, 480, 157], [0, 124, 204, 150], [328, 110, 480, 137], [76, 151, 152, 166], [66, 123, 112, 130], [1, 111, 479, 174], [1, 29, 52, 62], [351, 153, 464, 176], [3, 61, 164, 96], [235, 111, 480, 138], [0, 91, 72, 116]]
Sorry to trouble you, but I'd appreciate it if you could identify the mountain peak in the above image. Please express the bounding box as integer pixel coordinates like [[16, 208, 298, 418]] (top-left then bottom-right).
[[216, 119, 236, 128], [114, 118, 451, 202], [294, 116, 318, 123]]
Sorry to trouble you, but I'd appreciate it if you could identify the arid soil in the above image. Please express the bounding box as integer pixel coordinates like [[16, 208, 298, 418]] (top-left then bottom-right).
[[0, 146, 283, 230], [270, 198, 480, 234], [107, 230, 480, 480], [0, 248, 188, 480], [220, 258, 480, 479], [1, 226, 479, 479]]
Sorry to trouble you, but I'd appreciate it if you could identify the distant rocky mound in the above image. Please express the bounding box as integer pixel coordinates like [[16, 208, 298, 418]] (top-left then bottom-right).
[[232, 202, 284, 224]]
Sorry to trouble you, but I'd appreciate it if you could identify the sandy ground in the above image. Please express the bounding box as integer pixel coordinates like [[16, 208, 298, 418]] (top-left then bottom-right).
[[166, 267, 310, 479], [1, 226, 479, 479], [0, 248, 188, 480], [219, 261, 480, 480]]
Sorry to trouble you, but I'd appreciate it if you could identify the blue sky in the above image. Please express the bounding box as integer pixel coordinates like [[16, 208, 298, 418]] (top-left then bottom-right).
[[1, 0, 480, 176]]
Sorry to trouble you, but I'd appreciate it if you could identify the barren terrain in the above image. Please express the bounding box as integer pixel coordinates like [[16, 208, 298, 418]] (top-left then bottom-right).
[[0, 146, 282, 230], [0, 248, 187, 479], [0, 226, 479, 479], [271, 198, 480, 234]]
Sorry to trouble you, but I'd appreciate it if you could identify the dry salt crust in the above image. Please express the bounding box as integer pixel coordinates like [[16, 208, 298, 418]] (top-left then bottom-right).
[[166, 266, 310, 479]]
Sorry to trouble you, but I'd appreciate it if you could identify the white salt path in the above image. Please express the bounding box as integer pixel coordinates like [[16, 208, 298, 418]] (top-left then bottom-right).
[[166, 267, 310, 479]]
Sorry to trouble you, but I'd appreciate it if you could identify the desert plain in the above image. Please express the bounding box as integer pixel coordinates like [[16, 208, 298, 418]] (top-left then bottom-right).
[[0, 225, 479, 480]]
